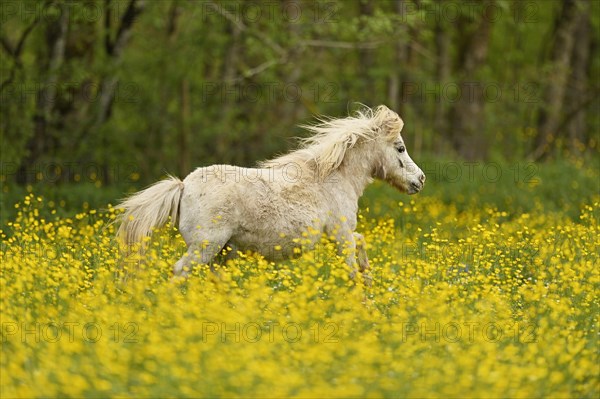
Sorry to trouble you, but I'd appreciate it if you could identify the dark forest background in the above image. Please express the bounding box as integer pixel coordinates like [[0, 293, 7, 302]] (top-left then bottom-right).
[[1, 0, 599, 190]]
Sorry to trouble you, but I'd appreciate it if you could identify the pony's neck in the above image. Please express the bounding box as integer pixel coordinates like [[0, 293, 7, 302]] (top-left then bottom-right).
[[331, 143, 377, 200]]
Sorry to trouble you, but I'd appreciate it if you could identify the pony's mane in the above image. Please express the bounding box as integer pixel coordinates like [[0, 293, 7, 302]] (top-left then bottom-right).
[[259, 105, 402, 179]]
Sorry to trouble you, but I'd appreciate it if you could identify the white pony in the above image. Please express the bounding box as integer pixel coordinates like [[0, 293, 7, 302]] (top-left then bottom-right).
[[116, 105, 425, 281]]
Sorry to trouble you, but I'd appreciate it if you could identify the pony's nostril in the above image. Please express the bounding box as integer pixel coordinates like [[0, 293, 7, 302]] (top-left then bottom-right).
[[419, 174, 426, 183]]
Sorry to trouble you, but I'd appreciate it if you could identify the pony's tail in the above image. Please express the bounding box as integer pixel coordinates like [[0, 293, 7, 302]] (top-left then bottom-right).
[[115, 175, 184, 251]]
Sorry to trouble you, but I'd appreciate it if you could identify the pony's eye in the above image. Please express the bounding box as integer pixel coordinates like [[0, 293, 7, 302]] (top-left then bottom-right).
[[397, 146, 405, 153]]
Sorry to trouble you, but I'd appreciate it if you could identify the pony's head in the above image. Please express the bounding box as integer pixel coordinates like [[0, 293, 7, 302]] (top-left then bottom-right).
[[371, 105, 425, 195]]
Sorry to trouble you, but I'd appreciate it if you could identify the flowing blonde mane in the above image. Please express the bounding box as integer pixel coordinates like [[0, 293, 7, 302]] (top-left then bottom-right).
[[259, 105, 403, 179]]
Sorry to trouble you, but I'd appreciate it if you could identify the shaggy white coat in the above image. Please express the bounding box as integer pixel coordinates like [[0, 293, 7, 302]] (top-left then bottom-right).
[[116, 105, 425, 280]]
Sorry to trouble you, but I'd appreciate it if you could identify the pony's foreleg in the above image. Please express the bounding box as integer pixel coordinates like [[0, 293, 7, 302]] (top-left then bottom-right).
[[332, 228, 372, 285], [354, 232, 372, 286], [333, 229, 360, 279], [353, 232, 370, 272]]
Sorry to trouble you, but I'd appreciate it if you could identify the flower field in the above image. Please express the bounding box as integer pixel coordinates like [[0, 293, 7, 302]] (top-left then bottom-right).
[[1, 161, 599, 398]]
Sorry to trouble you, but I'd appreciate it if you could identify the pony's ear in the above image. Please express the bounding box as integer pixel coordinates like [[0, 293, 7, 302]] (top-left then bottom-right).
[[374, 105, 404, 140]]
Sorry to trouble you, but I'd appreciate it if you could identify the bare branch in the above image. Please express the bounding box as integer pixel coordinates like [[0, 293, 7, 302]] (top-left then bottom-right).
[[226, 55, 288, 83], [299, 39, 434, 60], [205, 1, 285, 56], [557, 89, 600, 133], [105, 0, 145, 57], [0, 8, 42, 61], [14, 14, 41, 57], [114, 0, 144, 55], [96, 0, 146, 128], [0, 2, 47, 92], [299, 39, 385, 49], [0, 36, 15, 56], [105, 0, 113, 54]]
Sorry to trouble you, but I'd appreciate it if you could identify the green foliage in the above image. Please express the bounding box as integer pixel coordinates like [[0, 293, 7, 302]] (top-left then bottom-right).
[[1, 0, 598, 186]]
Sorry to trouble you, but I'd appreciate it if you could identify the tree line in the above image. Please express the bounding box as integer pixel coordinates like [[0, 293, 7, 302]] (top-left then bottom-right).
[[1, 0, 598, 185]]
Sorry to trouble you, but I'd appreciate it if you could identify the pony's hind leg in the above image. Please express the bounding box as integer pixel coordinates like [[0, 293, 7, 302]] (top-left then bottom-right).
[[173, 230, 232, 277]]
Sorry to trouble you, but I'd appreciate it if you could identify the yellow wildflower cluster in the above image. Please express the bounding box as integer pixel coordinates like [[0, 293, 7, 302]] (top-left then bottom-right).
[[1, 193, 598, 397]]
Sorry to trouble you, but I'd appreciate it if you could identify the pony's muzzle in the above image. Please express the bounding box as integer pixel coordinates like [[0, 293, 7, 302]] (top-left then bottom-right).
[[408, 174, 425, 194]]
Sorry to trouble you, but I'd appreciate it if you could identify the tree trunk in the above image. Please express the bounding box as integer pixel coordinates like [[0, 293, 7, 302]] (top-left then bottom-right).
[[447, 0, 494, 160], [388, 0, 407, 112], [564, 0, 591, 154], [17, 4, 69, 184], [434, 0, 450, 138], [96, 0, 144, 127], [217, 19, 241, 162], [358, 0, 374, 104], [531, 0, 581, 160], [179, 78, 191, 176], [95, 0, 145, 183]]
